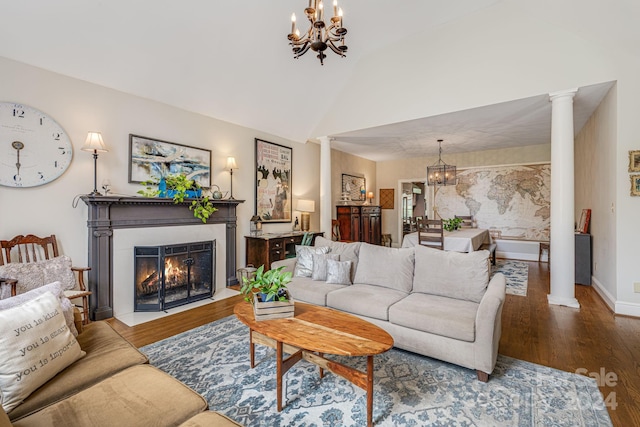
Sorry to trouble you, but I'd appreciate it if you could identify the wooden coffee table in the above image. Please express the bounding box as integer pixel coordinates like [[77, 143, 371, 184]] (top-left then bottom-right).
[[234, 301, 394, 427]]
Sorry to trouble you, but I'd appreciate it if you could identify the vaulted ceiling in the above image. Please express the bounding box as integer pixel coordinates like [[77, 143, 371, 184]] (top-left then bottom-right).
[[0, 1, 632, 161]]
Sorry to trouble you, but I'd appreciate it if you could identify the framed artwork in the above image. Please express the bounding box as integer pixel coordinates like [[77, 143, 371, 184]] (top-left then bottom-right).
[[255, 138, 292, 222], [128, 134, 211, 187], [631, 175, 640, 197], [379, 188, 395, 209], [629, 150, 640, 173], [342, 173, 366, 201], [577, 208, 591, 233]]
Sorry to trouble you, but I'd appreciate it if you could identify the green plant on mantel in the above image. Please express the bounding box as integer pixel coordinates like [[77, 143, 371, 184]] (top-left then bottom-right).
[[442, 217, 463, 232], [137, 173, 218, 223], [240, 265, 292, 304]]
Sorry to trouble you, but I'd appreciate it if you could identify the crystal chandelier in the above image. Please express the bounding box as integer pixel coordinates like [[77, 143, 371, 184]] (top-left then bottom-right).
[[288, 0, 348, 65], [427, 139, 457, 186]]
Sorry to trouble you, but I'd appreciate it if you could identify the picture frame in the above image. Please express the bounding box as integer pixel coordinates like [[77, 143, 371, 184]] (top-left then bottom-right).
[[629, 150, 640, 173], [342, 173, 366, 201], [379, 188, 395, 209], [577, 208, 591, 234], [128, 134, 211, 188], [631, 175, 640, 197], [255, 138, 292, 222]]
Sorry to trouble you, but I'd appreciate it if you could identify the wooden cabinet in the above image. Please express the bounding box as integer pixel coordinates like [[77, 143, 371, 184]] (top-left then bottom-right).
[[245, 232, 324, 271], [336, 205, 381, 245]]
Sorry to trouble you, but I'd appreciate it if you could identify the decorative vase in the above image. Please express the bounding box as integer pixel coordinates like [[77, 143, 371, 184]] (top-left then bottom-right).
[[158, 177, 167, 198], [258, 292, 274, 302]]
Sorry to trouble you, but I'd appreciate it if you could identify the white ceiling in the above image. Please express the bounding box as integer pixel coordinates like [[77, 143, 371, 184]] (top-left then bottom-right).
[[0, 1, 617, 161]]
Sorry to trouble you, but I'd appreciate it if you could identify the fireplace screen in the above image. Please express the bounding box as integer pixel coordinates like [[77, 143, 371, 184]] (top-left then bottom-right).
[[134, 240, 215, 311]]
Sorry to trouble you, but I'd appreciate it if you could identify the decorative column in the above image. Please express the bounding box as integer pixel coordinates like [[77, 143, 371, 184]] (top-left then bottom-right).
[[548, 89, 580, 309], [319, 136, 332, 237]]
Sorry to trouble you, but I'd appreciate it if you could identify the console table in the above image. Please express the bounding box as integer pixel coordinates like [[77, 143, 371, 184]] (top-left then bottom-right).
[[245, 231, 324, 271]]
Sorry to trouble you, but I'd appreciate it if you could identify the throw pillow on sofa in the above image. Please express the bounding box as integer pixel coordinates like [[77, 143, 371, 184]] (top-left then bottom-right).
[[0, 292, 85, 413], [0, 255, 76, 299], [0, 281, 78, 337], [294, 246, 330, 277], [314, 236, 361, 282], [311, 253, 340, 281], [326, 259, 352, 285], [353, 243, 415, 293]]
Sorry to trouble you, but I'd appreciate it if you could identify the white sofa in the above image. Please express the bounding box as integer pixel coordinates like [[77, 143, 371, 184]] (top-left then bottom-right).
[[272, 236, 506, 381]]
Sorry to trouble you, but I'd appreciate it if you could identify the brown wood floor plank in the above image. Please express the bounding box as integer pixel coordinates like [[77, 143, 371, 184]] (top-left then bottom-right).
[[106, 263, 640, 426]]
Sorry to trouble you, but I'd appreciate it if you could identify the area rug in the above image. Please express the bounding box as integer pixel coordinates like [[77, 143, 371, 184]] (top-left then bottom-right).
[[141, 316, 611, 427], [492, 260, 529, 296]]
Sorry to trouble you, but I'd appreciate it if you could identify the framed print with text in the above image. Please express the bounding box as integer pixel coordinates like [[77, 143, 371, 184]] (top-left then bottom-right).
[[255, 138, 292, 222]]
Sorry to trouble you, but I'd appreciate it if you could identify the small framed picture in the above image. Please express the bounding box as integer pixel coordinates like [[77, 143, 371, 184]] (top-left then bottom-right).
[[629, 150, 640, 173], [577, 208, 591, 233], [631, 175, 640, 196]]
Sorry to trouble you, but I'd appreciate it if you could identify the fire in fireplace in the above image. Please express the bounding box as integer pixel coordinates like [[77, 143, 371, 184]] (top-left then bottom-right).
[[134, 240, 215, 311]]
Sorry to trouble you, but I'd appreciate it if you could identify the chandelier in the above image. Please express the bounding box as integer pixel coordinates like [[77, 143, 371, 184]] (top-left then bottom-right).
[[427, 139, 457, 186], [288, 0, 348, 65]]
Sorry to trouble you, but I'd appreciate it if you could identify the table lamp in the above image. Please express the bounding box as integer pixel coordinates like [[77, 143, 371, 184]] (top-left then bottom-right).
[[296, 199, 315, 232]]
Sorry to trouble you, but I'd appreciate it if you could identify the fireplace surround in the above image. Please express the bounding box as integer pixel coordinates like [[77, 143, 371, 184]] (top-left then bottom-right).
[[81, 196, 242, 321]]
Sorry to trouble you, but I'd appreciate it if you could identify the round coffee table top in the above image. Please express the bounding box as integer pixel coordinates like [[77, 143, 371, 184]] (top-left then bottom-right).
[[234, 301, 393, 356]]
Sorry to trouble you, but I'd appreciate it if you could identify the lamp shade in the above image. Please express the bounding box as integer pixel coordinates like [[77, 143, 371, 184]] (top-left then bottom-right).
[[296, 199, 315, 213], [81, 132, 108, 153], [225, 156, 238, 170]]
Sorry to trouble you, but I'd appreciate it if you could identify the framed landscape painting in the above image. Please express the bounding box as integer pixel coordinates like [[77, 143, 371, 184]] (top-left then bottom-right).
[[629, 150, 640, 173], [128, 134, 211, 188], [255, 138, 292, 222], [631, 175, 640, 196]]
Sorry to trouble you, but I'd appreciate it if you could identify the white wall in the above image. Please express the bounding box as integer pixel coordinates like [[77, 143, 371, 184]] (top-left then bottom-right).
[[331, 148, 377, 214], [0, 57, 321, 273], [575, 85, 617, 304]]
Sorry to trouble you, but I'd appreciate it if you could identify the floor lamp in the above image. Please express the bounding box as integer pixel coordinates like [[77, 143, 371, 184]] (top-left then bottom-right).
[[81, 132, 108, 196], [225, 156, 238, 200]]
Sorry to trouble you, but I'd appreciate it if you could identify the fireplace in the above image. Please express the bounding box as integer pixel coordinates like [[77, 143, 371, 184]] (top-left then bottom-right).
[[134, 240, 215, 312]]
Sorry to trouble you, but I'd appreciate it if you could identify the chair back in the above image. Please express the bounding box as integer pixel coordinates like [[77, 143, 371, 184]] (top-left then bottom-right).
[[0, 234, 59, 265], [455, 215, 473, 228], [417, 219, 444, 250], [331, 220, 341, 241]]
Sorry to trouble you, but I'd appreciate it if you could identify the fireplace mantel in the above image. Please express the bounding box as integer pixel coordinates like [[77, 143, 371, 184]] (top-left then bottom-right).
[[81, 195, 243, 321]]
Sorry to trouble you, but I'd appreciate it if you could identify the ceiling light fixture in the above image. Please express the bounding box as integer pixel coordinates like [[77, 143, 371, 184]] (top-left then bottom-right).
[[427, 139, 457, 186], [288, 0, 348, 65]]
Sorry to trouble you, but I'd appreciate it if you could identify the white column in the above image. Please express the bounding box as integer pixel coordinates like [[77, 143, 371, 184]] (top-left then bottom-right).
[[548, 89, 580, 309], [319, 136, 332, 237]]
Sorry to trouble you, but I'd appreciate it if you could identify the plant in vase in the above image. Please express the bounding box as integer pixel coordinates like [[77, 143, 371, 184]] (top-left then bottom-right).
[[137, 173, 218, 223], [240, 265, 292, 303], [442, 217, 463, 232]]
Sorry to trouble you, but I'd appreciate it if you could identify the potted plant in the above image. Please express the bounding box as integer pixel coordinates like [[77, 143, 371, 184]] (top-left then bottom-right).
[[240, 265, 292, 303], [138, 173, 218, 223], [442, 217, 463, 232]]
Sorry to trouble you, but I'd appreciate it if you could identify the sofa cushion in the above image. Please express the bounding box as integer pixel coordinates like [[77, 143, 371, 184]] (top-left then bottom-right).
[[0, 256, 76, 299], [327, 284, 408, 321], [0, 281, 78, 337], [8, 321, 148, 421], [413, 245, 489, 303], [311, 253, 340, 281], [389, 293, 479, 342], [353, 243, 415, 293], [178, 411, 244, 427], [286, 276, 346, 306], [314, 237, 361, 281], [11, 365, 208, 427], [0, 292, 85, 413], [294, 246, 330, 277]]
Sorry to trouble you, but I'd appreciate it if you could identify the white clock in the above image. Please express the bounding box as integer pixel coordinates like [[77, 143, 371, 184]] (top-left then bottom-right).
[[0, 102, 73, 188]]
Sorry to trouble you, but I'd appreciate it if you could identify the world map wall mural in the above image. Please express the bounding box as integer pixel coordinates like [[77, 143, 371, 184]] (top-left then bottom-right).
[[437, 163, 550, 241]]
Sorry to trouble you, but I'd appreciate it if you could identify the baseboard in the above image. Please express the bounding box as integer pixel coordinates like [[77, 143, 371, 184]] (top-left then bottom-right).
[[591, 276, 616, 312], [614, 301, 640, 317], [495, 239, 544, 262], [496, 251, 540, 262]]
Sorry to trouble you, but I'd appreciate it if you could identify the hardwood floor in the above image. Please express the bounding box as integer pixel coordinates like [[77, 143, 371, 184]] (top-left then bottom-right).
[[107, 261, 640, 427]]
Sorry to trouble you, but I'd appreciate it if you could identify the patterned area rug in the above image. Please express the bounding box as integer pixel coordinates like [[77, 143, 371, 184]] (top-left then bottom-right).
[[492, 260, 529, 296], [141, 316, 611, 427]]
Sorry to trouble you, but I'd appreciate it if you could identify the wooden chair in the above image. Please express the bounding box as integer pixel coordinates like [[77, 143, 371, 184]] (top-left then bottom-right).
[[455, 215, 473, 228], [417, 219, 444, 250], [0, 234, 92, 325], [331, 219, 341, 241]]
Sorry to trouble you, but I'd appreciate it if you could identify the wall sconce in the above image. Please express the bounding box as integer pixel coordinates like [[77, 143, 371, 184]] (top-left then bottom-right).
[[225, 156, 238, 200], [296, 199, 315, 232], [250, 215, 263, 236], [81, 132, 108, 196]]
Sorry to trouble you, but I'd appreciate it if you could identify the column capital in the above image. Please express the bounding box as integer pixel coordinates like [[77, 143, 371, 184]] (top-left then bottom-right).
[[549, 88, 578, 102]]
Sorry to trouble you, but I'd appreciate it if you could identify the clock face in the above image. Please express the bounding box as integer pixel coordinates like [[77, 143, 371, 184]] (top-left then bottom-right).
[[0, 102, 73, 188]]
